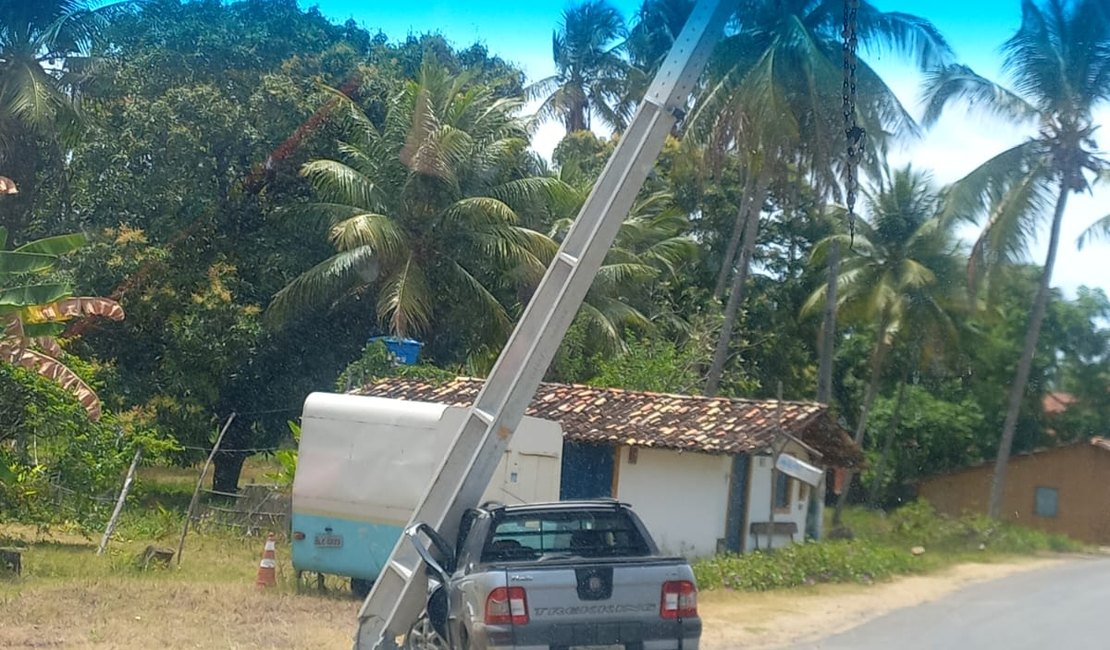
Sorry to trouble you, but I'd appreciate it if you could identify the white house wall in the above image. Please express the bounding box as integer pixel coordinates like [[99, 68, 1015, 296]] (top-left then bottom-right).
[[746, 441, 815, 550], [614, 446, 731, 559]]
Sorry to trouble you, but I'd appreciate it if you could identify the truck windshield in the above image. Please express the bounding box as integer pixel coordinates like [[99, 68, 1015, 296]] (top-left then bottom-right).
[[482, 509, 651, 562]]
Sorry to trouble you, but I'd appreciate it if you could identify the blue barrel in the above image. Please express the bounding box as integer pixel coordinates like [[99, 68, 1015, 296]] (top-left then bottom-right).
[[368, 336, 424, 365]]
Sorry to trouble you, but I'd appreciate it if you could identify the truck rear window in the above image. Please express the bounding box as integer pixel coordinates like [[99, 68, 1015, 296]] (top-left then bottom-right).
[[482, 509, 651, 562]]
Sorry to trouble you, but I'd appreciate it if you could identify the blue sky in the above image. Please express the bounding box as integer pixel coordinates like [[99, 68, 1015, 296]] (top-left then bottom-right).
[[300, 0, 1109, 299], [304, 1, 1021, 78]]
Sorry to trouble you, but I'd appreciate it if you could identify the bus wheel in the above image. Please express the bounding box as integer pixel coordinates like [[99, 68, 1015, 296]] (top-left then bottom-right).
[[350, 578, 372, 598]]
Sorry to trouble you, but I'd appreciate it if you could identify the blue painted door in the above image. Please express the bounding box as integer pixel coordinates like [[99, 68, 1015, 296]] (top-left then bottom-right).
[[559, 442, 613, 500], [724, 454, 749, 552]]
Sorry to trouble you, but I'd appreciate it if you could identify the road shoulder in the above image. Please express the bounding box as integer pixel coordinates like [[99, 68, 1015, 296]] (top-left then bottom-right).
[[699, 556, 1065, 650]]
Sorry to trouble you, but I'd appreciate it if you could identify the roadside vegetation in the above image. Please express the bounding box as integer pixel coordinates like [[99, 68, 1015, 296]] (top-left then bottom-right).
[[695, 501, 1082, 591], [2, 476, 1085, 649]]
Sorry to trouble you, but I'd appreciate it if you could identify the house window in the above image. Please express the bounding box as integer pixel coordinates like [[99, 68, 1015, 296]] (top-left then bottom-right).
[[773, 471, 793, 511], [1034, 486, 1058, 518]]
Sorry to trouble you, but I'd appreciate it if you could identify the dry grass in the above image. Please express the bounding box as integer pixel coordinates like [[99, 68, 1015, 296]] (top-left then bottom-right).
[[0, 526, 361, 650], [2, 453, 354, 650], [1, 580, 359, 649]]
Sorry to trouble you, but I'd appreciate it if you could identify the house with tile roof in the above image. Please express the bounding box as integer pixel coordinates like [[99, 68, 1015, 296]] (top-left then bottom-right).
[[356, 377, 862, 558]]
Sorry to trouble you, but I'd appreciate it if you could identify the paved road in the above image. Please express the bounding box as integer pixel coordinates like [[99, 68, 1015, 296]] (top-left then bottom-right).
[[790, 557, 1110, 650]]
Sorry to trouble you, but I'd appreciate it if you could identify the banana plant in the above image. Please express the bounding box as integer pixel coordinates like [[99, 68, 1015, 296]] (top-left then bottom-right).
[[0, 227, 124, 420]]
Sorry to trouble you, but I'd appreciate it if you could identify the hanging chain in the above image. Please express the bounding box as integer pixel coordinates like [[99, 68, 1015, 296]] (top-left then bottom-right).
[[841, 0, 863, 242]]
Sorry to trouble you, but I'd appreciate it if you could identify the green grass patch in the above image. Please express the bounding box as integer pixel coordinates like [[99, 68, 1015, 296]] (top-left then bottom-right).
[[695, 501, 1084, 592], [1, 455, 297, 588], [847, 500, 1083, 554], [695, 540, 922, 590], [0, 522, 298, 587]]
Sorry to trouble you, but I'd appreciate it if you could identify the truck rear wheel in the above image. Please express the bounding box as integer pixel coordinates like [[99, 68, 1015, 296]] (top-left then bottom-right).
[[350, 578, 372, 599]]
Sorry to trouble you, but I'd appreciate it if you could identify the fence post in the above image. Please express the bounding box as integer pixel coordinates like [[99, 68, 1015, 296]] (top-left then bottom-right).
[[97, 448, 143, 556], [176, 413, 236, 565]]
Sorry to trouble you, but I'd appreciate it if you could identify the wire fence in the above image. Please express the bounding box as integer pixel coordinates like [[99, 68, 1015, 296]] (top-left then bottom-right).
[[191, 484, 291, 537], [177, 445, 283, 454], [48, 482, 117, 504]]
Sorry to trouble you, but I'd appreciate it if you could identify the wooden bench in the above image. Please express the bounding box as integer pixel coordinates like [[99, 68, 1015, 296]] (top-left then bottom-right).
[[749, 521, 798, 550]]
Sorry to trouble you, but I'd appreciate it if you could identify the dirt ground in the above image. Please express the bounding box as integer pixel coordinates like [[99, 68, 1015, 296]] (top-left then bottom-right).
[[698, 556, 1062, 650], [0, 525, 362, 649], [0, 579, 360, 649], [0, 551, 1061, 649]]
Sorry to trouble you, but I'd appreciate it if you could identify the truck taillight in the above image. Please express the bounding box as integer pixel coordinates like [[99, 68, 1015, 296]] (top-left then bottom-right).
[[660, 580, 697, 619], [485, 586, 529, 625]]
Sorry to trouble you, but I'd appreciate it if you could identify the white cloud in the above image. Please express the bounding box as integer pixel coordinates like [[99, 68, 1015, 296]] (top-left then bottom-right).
[[878, 60, 1110, 300], [531, 120, 565, 164]]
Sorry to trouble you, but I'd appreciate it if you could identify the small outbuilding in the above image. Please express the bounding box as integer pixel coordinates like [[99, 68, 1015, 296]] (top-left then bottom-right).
[[919, 437, 1110, 544]]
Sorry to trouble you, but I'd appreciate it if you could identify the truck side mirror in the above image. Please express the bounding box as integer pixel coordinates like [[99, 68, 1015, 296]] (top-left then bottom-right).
[[404, 522, 457, 580]]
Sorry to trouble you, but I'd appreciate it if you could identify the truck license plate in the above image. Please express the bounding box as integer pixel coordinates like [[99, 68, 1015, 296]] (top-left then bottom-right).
[[314, 533, 343, 548]]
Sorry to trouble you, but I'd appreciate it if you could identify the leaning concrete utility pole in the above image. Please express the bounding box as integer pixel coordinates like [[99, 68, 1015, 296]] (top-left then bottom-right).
[[352, 2, 738, 647]]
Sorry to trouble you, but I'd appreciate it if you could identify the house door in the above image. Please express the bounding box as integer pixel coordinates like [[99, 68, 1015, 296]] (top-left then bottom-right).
[[724, 454, 749, 552], [559, 442, 613, 500]]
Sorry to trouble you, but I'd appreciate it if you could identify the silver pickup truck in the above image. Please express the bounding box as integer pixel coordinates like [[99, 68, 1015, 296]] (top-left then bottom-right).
[[404, 500, 701, 650]]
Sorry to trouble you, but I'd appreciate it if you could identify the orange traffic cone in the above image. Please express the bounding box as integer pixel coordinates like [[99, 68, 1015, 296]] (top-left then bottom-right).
[[255, 532, 277, 589]]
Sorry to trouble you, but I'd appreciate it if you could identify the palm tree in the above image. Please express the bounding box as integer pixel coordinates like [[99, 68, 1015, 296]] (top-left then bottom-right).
[[0, 228, 125, 420], [0, 0, 129, 142], [269, 60, 572, 354], [803, 166, 965, 523], [529, 0, 633, 134], [550, 187, 698, 351], [922, 0, 1110, 519], [865, 262, 971, 505], [626, 0, 695, 77], [696, 0, 953, 396], [1, 0, 131, 239]]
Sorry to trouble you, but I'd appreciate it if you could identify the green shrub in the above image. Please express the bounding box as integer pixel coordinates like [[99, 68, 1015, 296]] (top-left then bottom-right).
[[264, 421, 301, 488], [0, 364, 177, 531], [694, 540, 921, 591], [880, 501, 1082, 554], [694, 501, 1083, 592], [117, 504, 185, 540]]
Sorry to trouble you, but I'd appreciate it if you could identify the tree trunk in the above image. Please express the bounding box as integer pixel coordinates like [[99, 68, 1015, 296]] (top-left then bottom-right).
[[567, 99, 588, 133], [988, 186, 1069, 518], [212, 451, 248, 494], [713, 176, 752, 300], [812, 241, 839, 540], [868, 375, 908, 506], [703, 179, 769, 396], [832, 312, 892, 525], [714, 168, 769, 299], [816, 239, 841, 404]]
